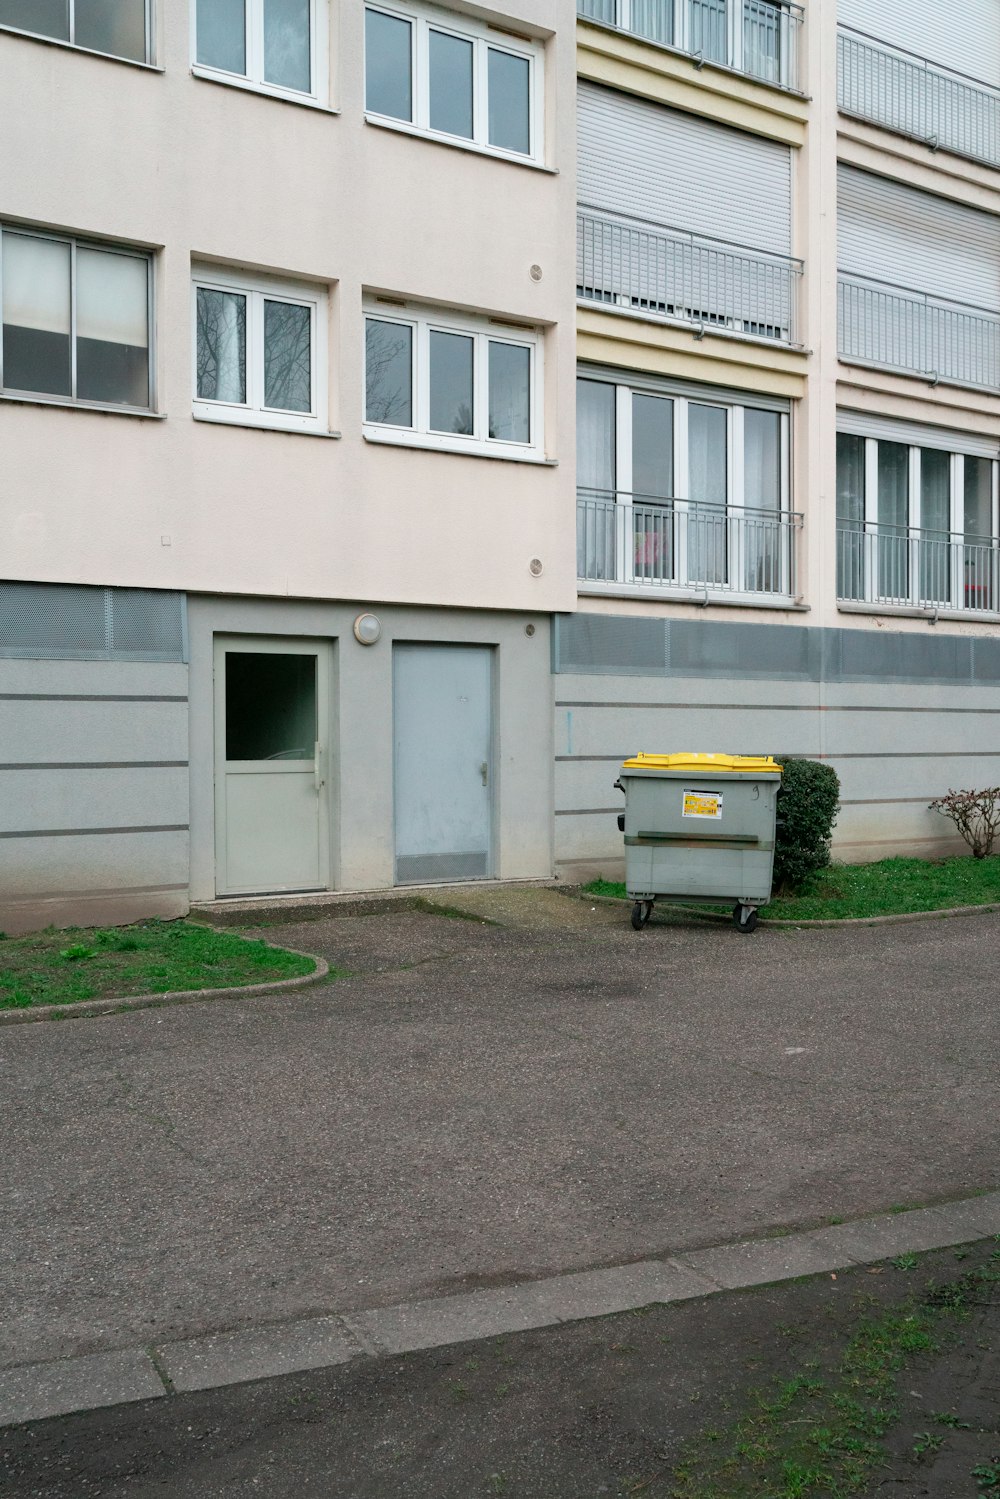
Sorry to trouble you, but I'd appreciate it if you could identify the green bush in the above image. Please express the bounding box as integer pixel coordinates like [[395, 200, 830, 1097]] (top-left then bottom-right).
[[772, 758, 841, 894]]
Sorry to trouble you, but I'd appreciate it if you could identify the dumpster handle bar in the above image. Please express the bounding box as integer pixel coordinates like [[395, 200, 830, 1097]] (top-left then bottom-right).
[[626, 831, 761, 846]]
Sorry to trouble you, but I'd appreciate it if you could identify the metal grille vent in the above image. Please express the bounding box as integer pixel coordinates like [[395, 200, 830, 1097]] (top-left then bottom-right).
[[666, 621, 815, 680], [0, 582, 186, 662], [554, 614, 666, 674], [834, 628, 968, 684]]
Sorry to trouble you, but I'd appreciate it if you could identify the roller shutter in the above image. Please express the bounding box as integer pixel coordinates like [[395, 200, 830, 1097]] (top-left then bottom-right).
[[837, 165, 1000, 311], [577, 82, 792, 255], [838, 0, 1000, 86]]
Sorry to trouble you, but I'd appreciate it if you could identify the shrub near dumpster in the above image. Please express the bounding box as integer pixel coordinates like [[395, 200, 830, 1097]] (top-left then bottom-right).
[[773, 759, 841, 894]]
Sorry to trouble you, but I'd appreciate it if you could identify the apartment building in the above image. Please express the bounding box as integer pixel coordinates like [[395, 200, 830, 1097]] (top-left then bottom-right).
[[2, 0, 999, 930], [0, 0, 576, 933], [558, 0, 1000, 882]]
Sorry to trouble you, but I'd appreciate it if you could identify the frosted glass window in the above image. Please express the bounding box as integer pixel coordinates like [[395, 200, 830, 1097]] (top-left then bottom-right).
[[1, 233, 72, 398], [197, 289, 247, 404], [488, 49, 530, 154], [0, 0, 69, 42], [75, 0, 146, 60], [198, 0, 247, 75], [366, 319, 413, 426], [429, 331, 474, 434], [488, 341, 530, 443], [429, 31, 473, 138], [577, 379, 615, 493], [632, 393, 673, 500], [688, 403, 727, 503], [76, 248, 149, 406], [264, 0, 310, 90], [264, 300, 311, 412], [366, 9, 412, 120]]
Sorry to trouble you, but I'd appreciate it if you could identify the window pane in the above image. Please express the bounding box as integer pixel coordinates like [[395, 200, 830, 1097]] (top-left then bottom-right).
[[0, 0, 68, 41], [365, 8, 412, 120], [264, 300, 311, 412], [689, 0, 726, 62], [197, 0, 246, 75], [429, 30, 473, 138], [576, 378, 615, 494], [226, 653, 316, 760], [920, 448, 950, 536], [197, 288, 247, 404], [877, 440, 909, 600], [429, 330, 474, 434], [75, 0, 146, 60], [76, 249, 149, 406], [964, 458, 994, 613], [488, 49, 530, 154], [836, 433, 864, 525], [688, 403, 727, 503], [488, 341, 529, 443], [264, 0, 310, 92], [632, 393, 672, 500], [365, 318, 412, 425], [744, 409, 780, 509], [964, 457, 992, 540], [1, 233, 71, 397]]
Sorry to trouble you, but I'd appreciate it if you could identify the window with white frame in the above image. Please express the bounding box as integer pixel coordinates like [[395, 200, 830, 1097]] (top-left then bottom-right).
[[0, 224, 152, 410], [0, 0, 151, 63], [836, 428, 1000, 613], [576, 372, 794, 597], [364, 2, 541, 162], [194, 0, 322, 101], [364, 304, 541, 459], [193, 267, 327, 432]]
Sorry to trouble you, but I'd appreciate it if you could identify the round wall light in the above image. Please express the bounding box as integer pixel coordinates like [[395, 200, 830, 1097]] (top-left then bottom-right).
[[353, 612, 383, 646]]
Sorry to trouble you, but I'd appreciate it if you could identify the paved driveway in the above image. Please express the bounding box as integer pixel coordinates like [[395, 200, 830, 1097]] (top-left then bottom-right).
[[2, 895, 998, 1371]]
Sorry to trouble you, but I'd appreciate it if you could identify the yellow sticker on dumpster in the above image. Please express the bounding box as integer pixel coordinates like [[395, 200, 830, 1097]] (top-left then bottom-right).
[[682, 788, 723, 819]]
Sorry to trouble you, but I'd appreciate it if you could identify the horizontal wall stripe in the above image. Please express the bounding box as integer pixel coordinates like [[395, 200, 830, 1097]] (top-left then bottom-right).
[[555, 702, 1000, 713], [840, 797, 945, 806], [0, 761, 189, 771], [0, 825, 189, 839], [0, 694, 187, 704], [5, 883, 190, 899]]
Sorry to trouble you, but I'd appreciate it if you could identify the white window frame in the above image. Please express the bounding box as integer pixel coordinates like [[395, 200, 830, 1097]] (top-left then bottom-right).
[[192, 265, 327, 434], [0, 223, 155, 414], [190, 0, 327, 107], [363, 301, 543, 461], [0, 0, 155, 66], [364, 1, 544, 166]]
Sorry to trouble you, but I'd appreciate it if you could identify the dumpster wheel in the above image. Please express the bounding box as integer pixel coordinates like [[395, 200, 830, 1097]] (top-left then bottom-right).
[[733, 903, 759, 934], [631, 900, 654, 931]]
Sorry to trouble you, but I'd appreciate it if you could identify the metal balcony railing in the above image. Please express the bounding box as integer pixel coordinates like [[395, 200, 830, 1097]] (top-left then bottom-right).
[[578, 0, 803, 91], [837, 524, 1000, 615], [579, 207, 802, 346], [837, 273, 1000, 391], [578, 489, 802, 599], [838, 26, 1000, 168]]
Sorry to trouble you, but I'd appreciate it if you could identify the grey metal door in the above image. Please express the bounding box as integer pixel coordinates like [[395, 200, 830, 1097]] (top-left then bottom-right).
[[393, 644, 493, 884]]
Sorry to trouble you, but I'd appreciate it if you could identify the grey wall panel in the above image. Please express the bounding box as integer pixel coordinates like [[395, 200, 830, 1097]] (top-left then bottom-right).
[[838, 0, 1000, 87], [0, 659, 188, 696], [0, 698, 188, 763], [577, 82, 793, 254], [0, 830, 190, 896], [837, 166, 1000, 309], [0, 768, 189, 834]]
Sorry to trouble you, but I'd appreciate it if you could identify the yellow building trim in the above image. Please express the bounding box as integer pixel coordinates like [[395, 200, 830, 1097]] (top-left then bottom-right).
[[837, 366, 1000, 434], [577, 20, 808, 147], [577, 308, 808, 397], [837, 126, 1000, 217]]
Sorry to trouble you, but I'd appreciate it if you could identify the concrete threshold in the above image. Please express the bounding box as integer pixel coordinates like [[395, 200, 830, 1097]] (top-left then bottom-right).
[[192, 878, 561, 925], [3, 1190, 998, 1428]]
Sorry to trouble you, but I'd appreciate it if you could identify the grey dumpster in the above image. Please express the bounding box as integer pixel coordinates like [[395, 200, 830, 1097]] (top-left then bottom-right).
[[615, 752, 783, 934]]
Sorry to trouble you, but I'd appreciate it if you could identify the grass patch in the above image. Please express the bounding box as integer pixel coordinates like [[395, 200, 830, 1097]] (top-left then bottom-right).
[[585, 854, 1000, 922], [0, 919, 317, 1010]]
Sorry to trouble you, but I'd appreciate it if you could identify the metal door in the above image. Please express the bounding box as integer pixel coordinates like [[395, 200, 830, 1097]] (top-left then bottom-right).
[[393, 644, 493, 884], [214, 636, 331, 896]]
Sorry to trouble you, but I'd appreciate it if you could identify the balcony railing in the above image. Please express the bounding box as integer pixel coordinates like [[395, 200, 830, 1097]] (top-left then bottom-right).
[[838, 26, 1000, 169], [578, 0, 803, 91], [578, 489, 802, 600], [579, 206, 802, 346], [838, 273, 1000, 391], [837, 525, 1000, 615]]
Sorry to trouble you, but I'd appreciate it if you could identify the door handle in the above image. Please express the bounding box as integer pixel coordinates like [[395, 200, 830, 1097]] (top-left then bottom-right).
[[480, 761, 489, 787], [314, 741, 324, 792]]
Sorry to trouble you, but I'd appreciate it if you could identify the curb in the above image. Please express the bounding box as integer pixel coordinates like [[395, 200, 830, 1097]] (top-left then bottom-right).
[[2, 1190, 998, 1428], [0, 943, 329, 1027], [577, 889, 1000, 929]]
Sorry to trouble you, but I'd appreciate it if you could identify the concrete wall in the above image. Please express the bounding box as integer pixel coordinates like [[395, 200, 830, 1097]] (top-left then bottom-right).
[[0, 658, 190, 935]]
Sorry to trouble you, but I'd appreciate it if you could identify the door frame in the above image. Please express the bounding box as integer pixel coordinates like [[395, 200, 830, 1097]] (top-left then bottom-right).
[[391, 641, 497, 886], [213, 633, 333, 896]]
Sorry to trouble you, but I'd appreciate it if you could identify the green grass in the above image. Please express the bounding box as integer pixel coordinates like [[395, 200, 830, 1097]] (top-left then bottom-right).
[[0, 919, 317, 1010], [585, 854, 1000, 922]]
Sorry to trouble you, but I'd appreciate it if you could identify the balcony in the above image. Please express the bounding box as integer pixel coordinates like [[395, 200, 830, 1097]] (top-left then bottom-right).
[[838, 273, 1000, 391], [578, 206, 802, 347], [838, 26, 1000, 169], [578, 489, 802, 602], [578, 0, 803, 92], [837, 525, 1000, 617]]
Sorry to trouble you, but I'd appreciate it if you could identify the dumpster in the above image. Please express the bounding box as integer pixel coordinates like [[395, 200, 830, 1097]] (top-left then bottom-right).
[[614, 752, 783, 934]]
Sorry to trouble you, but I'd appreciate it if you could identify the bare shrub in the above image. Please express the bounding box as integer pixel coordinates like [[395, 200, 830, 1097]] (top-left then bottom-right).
[[928, 787, 1000, 859]]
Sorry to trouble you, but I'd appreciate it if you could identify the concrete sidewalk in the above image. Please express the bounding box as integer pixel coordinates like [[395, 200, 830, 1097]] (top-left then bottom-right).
[[1, 895, 998, 1402]]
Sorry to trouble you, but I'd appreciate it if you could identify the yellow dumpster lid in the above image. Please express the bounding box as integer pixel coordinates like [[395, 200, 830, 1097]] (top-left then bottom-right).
[[621, 752, 783, 774]]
